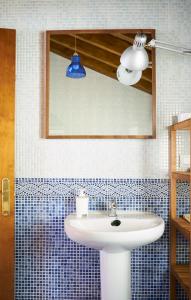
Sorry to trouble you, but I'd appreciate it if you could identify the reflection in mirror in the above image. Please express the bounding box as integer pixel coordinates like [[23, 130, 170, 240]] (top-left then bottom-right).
[[44, 29, 156, 139]]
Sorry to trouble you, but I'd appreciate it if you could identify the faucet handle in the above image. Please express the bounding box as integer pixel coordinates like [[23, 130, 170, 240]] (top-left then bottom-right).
[[108, 200, 117, 217], [109, 199, 117, 209]]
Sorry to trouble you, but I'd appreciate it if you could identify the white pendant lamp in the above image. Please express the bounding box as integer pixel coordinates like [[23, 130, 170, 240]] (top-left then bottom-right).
[[116, 64, 142, 86], [120, 33, 149, 71], [117, 32, 191, 86]]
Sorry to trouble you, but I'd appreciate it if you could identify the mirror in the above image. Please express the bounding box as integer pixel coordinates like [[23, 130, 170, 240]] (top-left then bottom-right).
[[43, 29, 156, 139]]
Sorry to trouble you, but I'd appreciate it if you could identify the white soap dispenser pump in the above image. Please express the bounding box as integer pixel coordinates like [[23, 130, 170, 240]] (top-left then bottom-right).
[[76, 189, 89, 218]]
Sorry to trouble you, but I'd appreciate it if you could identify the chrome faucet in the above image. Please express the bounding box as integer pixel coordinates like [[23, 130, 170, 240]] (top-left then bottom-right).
[[108, 200, 117, 217]]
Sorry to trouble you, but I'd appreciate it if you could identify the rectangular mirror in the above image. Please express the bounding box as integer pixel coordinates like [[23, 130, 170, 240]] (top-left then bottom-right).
[[43, 29, 156, 139]]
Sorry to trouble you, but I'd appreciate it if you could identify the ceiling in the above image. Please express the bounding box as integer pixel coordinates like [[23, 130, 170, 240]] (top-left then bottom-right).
[[50, 32, 152, 94]]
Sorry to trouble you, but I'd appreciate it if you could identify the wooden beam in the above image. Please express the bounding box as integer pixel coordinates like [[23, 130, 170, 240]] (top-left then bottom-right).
[[142, 68, 152, 83], [50, 41, 116, 76], [50, 36, 152, 83], [51, 36, 119, 68], [67, 33, 129, 56], [111, 33, 152, 52], [133, 79, 152, 95], [73, 33, 151, 61], [111, 33, 134, 45], [50, 42, 152, 94]]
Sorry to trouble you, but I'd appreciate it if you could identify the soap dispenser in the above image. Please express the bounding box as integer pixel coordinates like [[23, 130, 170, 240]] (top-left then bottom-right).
[[76, 189, 89, 218]]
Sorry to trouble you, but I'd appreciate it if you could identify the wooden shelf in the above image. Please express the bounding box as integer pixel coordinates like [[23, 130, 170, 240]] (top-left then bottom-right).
[[169, 120, 191, 299], [172, 171, 191, 182], [169, 118, 191, 130], [171, 264, 190, 295], [171, 217, 190, 240]]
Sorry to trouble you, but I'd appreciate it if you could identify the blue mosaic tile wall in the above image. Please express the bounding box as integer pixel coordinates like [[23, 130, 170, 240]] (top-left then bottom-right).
[[15, 178, 190, 300]]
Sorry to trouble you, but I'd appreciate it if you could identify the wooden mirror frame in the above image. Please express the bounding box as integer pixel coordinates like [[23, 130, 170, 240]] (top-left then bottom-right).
[[42, 29, 156, 139]]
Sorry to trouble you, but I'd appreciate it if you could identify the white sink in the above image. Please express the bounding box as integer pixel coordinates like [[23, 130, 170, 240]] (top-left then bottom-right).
[[65, 210, 165, 300], [65, 210, 164, 251]]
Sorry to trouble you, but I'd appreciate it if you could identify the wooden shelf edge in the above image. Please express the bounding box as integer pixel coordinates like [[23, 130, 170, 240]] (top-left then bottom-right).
[[171, 217, 190, 240], [169, 118, 191, 130], [171, 264, 190, 294], [172, 171, 191, 182]]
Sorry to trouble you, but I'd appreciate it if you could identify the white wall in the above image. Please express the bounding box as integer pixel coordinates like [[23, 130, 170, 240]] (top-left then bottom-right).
[[0, 0, 191, 178], [50, 53, 152, 135]]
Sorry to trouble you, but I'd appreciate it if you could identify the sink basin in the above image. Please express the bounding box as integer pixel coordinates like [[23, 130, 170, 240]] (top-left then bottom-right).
[[65, 210, 164, 252], [65, 210, 165, 300]]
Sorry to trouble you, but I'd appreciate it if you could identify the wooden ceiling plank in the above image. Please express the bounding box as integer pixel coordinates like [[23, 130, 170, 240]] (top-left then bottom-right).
[[112, 32, 152, 50], [50, 36, 120, 68], [50, 38, 152, 83], [73, 33, 153, 60], [50, 41, 152, 94], [134, 80, 152, 94], [50, 41, 117, 75], [51, 32, 152, 65], [111, 33, 134, 45], [69, 33, 129, 56], [142, 68, 152, 83]]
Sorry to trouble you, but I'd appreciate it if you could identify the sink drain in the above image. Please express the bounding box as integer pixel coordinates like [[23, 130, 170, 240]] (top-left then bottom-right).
[[111, 219, 121, 226]]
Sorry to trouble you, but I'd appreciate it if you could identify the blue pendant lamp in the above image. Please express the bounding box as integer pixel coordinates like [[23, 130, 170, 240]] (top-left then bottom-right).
[[66, 36, 86, 78]]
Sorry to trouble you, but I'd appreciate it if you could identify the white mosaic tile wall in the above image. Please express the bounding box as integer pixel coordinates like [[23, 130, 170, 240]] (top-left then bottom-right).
[[0, 0, 191, 178]]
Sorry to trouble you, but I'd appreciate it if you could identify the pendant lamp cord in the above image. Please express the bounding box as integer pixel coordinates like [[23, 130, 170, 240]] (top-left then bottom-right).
[[74, 36, 77, 55]]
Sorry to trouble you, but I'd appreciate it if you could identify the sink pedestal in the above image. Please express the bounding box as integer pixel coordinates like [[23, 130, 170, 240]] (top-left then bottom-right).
[[100, 250, 131, 300], [65, 211, 165, 300]]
